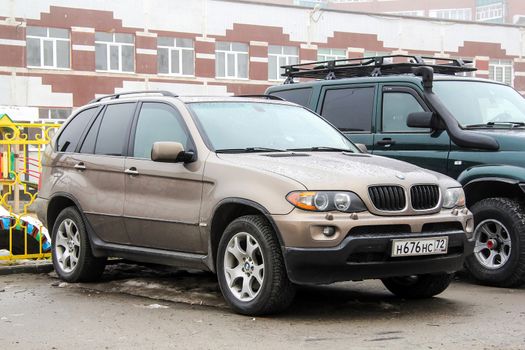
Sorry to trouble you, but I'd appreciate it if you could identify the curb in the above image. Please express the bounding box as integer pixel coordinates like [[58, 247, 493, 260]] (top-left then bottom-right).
[[0, 262, 54, 276]]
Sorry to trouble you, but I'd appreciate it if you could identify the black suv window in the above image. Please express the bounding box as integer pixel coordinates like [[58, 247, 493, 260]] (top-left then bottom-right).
[[321, 87, 375, 132], [56, 107, 98, 152], [132, 103, 189, 159], [382, 92, 426, 132], [270, 88, 312, 107], [94, 103, 135, 156]]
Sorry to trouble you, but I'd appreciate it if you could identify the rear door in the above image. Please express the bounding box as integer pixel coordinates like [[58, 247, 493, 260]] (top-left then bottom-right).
[[74, 102, 136, 244], [372, 85, 450, 174], [123, 101, 204, 253], [316, 84, 377, 149]]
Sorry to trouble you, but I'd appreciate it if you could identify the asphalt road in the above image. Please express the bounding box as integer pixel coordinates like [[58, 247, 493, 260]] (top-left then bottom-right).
[[0, 263, 524, 350]]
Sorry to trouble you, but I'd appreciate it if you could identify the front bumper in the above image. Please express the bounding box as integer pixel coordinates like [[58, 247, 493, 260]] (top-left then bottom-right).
[[284, 230, 474, 285]]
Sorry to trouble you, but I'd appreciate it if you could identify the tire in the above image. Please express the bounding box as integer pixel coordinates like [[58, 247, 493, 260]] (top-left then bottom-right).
[[51, 207, 106, 282], [465, 197, 525, 288], [382, 273, 453, 299], [216, 215, 295, 315]]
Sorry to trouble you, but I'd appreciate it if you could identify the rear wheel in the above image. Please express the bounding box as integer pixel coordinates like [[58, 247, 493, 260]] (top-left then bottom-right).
[[465, 198, 525, 287], [382, 273, 452, 299], [217, 215, 295, 315], [51, 207, 106, 282]]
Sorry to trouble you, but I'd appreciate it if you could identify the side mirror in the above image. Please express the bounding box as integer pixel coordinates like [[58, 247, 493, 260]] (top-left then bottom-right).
[[151, 141, 194, 163], [407, 111, 443, 130], [355, 143, 368, 153]]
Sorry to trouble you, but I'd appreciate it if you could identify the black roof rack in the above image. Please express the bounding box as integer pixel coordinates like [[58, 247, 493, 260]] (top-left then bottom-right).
[[236, 94, 285, 101], [89, 90, 178, 103], [281, 55, 476, 84]]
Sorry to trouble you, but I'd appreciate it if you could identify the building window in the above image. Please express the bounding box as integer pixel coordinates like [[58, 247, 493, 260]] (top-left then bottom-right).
[[317, 48, 346, 62], [268, 45, 299, 81], [386, 10, 425, 17], [476, 2, 504, 22], [489, 59, 513, 86], [157, 37, 194, 76], [215, 42, 248, 79], [26, 27, 70, 69], [95, 32, 134, 72], [429, 8, 472, 21], [38, 108, 72, 121]]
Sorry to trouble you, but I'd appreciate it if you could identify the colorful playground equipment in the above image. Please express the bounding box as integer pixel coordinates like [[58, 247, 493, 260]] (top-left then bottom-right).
[[0, 114, 60, 260]]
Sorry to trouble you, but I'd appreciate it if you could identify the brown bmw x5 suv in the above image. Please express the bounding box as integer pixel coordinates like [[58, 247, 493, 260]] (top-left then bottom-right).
[[36, 90, 474, 315]]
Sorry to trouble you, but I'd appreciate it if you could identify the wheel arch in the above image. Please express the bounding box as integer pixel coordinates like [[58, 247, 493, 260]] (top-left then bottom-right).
[[208, 198, 285, 272], [47, 193, 84, 234], [462, 177, 525, 207]]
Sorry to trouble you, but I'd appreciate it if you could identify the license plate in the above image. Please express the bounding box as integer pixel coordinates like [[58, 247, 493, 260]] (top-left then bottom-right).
[[391, 236, 448, 257]]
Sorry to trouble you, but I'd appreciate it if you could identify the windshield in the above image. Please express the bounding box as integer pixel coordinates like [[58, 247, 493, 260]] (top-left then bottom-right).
[[433, 81, 525, 127], [188, 102, 357, 152]]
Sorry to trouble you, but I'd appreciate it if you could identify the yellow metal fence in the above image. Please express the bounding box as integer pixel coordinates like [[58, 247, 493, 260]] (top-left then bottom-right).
[[0, 114, 61, 261]]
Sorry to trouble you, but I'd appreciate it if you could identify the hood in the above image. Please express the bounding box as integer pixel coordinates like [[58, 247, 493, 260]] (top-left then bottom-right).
[[471, 128, 525, 151], [217, 152, 457, 191]]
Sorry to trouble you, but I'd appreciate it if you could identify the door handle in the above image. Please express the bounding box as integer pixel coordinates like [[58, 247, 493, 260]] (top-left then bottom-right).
[[377, 138, 396, 146], [124, 167, 139, 176], [74, 162, 86, 170]]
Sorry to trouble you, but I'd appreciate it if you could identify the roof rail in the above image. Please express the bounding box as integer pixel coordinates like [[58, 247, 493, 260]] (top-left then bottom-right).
[[89, 90, 178, 103], [236, 94, 285, 101], [281, 55, 476, 84]]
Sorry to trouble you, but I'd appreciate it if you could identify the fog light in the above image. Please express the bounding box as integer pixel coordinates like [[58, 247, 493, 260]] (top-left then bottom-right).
[[323, 226, 336, 237]]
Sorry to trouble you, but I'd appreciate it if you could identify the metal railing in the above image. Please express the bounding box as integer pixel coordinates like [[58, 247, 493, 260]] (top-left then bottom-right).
[[0, 114, 61, 261]]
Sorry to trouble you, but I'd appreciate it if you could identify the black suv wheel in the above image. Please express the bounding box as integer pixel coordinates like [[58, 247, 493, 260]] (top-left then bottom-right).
[[51, 207, 106, 282], [382, 273, 453, 299], [465, 198, 525, 287]]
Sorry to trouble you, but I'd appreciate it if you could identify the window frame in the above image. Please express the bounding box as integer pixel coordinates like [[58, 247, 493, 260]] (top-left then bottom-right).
[[318, 84, 378, 134], [127, 101, 197, 160], [26, 26, 71, 70], [95, 32, 135, 73], [215, 42, 249, 80], [380, 85, 432, 134], [157, 37, 195, 77], [268, 45, 299, 81], [317, 48, 346, 62], [489, 59, 513, 86]]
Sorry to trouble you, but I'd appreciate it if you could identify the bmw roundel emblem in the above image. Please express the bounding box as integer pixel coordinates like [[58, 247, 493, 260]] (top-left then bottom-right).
[[396, 173, 405, 180]]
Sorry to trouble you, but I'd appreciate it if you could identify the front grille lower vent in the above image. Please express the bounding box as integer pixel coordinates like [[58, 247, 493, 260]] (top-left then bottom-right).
[[368, 186, 406, 211], [411, 185, 440, 210]]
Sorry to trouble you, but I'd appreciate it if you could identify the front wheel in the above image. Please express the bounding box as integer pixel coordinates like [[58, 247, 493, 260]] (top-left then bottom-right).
[[465, 197, 525, 287], [382, 273, 453, 299], [217, 215, 295, 315]]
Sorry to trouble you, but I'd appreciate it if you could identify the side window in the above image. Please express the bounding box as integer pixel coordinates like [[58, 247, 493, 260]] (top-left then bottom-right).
[[270, 88, 312, 107], [132, 103, 190, 159], [382, 92, 426, 132], [56, 107, 98, 152], [321, 87, 375, 132], [79, 113, 102, 154], [94, 103, 135, 156]]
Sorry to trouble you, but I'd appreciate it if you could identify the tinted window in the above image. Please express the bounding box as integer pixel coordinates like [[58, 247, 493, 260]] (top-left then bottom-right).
[[95, 103, 135, 156], [382, 92, 426, 132], [321, 87, 375, 132], [56, 107, 97, 152], [270, 88, 312, 107], [79, 113, 102, 154], [133, 103, 189, 159]]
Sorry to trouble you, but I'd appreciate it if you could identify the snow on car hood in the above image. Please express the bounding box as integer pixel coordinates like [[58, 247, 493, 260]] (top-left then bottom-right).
[[217, 151, 455, 191]]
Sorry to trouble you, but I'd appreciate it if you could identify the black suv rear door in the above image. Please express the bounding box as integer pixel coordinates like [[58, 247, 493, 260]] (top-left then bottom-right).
[[372, 84, 450, 173], [316, 84, 377, 149]]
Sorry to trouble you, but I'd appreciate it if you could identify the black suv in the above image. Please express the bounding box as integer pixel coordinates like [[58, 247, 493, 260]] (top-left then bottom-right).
[[267, 55, 525, 287]]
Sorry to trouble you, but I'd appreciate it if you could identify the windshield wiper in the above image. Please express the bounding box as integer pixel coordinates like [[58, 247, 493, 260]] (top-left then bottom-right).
[[287, 146, 354, 153], [465, 121, 525, 129], [216, 147, 286, 153]]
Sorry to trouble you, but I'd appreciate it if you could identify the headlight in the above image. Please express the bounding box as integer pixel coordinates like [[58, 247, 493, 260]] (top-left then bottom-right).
[[442, 187, 465, 209], [286, 191, 367, 212]]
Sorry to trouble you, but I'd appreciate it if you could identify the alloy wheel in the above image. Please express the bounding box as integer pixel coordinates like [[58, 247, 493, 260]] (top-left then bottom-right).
[[54, 218, 81, 273], [223, 232, 265, 302], [473, 219, 512, 270]]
